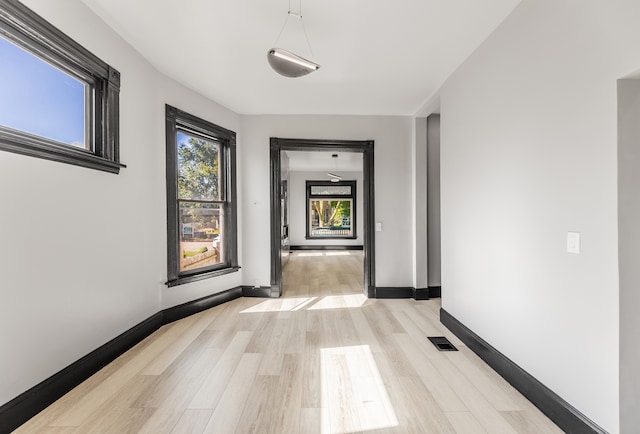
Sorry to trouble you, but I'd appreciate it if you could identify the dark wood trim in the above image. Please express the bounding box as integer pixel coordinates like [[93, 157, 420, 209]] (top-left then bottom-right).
[[362, 141, 375, 297], [376, 286, 435, 300], [0, 312, 162, 433], [269, 139, 283, 297], [375, 287, 414, 299], [367, 286, 376, 298], [162, 287, 242, 324], [270, 285, 281, 298], [270, 138, 375, 298], [290, 245, 363, 251], [241, 286, 273, 298], [428, 286, 441, 298], [440, 309, 607, 434], [412, 287, 430, 300]]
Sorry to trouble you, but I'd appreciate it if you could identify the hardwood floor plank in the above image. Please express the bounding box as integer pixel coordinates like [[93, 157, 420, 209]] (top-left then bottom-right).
[[393, 332, 467, 412], [446, 411, 487, 434], [133, 330, 215, 409], [431, 357, 518, 433], [51, 320, 191, 427], [188, 330, 253, 409], [266, 353, 304, 433], [141, 311, 215, 376], [233, 375, 279, 434], [349, 308, 383, 352], [14, 329, 165, 432], [137, 348, 223, 433], [202, 352, 262, 433], [445, 345, 521, 411], [70, 374, 157, 433], [301, 331, 322, 408], [170, 409, 214, 434], [299, 408, 321, 434], [500, 409, 565, 434]]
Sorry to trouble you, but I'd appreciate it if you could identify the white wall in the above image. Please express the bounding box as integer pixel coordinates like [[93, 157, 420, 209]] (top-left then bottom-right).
[[435, 1, 640, 431], [241, 115, 414, 288], [289, 170, 363, 247], [618, 79, 640, 433], [0, 0, 242, 406], [413, 118, 428, 289], [427, 114, 441, 287]]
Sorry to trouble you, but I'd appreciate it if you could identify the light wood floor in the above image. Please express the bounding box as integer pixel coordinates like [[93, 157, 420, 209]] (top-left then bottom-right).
[[17, 251, 563, 433]]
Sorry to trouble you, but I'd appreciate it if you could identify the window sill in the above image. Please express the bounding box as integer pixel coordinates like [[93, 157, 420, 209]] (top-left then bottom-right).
[[0, 128, 125, 174], [305, 236, 357, 240], [166, 266, 240, 287]]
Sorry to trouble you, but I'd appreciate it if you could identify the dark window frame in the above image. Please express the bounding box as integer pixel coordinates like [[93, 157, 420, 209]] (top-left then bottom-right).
[[0, 0, 122, 173], [165, 105, 238, 287], [305, 180, 357, 240]]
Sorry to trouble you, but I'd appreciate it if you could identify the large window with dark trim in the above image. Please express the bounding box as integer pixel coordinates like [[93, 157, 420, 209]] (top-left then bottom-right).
[[0, 0, 122, 173], [306, 180, 357, 239], [165, 105, 238, 286]]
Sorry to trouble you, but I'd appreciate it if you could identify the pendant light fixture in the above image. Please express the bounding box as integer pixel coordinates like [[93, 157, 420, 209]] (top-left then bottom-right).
[[267, 0, 320, 78], [328, 153, 342, 182]]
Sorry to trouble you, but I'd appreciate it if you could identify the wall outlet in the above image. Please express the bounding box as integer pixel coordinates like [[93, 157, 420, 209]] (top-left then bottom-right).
[[567, 231, 581, 254]]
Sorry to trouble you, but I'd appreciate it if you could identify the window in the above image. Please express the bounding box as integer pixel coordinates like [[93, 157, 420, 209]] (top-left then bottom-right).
[[0, 1, 122, 173], [306, 180, 357, 239], [165, 105, 238, 286]]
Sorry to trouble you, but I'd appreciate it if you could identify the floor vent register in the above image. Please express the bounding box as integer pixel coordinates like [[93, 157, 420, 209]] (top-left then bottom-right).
[[428, 336, 458, 351]]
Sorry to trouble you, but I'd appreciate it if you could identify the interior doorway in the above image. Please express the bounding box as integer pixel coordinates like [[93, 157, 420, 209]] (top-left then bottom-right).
[[269, 138, 375, 298]]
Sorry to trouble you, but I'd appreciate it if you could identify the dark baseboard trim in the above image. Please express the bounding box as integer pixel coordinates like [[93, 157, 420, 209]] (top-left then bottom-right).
[[367, 285, 376, 298], [270, 284, 281, 298], [428, 285, 441, 298], [376, 286, 437, 300], [0, 312, 163, 433], [440, 309, 607, 434], [290, 245, 364, 250], [413, 287, 430, 300], [163, 287, 243, 324], [375, 287, 414, 299], [241, 286, 272, 298]]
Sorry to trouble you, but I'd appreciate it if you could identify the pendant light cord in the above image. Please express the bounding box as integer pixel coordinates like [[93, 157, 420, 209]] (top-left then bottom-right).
[[272, 0, 315, 57]]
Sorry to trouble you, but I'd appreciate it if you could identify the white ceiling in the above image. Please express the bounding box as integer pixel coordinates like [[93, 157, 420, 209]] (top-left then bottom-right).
[[286, 150, 363, 172], [82, 0, 520, 116]]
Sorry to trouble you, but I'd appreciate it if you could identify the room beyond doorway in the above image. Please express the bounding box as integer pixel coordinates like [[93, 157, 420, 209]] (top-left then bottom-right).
[[283, 250, 364, 298], [269, 138, 375, 298]]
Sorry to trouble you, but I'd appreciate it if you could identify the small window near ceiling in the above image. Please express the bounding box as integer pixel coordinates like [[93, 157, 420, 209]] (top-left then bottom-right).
[[0, 1, 122, 173], [165, 105, 238, 287], [306, 180, 357, 239]]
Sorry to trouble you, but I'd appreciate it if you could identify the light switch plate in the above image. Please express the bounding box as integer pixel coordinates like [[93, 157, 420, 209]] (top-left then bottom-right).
[[375, 222, 382, 232], [567, 231, 581, 254]]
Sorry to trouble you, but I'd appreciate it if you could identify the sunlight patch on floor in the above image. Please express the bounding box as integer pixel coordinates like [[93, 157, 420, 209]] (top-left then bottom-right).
[[321, 345, 398, 433], [298, 252, 324, 257], [308, 294, 367, 310], [241, 294, 366, 313], [325, 251, 351, 256], [239, 297, 316, 313]]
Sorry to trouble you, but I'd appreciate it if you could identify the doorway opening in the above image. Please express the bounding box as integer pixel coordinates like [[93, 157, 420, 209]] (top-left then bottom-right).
[[269, 138, 375, 298]]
